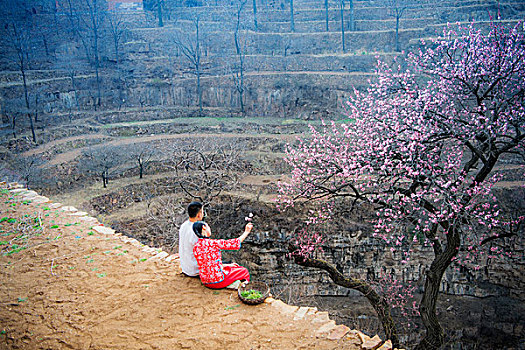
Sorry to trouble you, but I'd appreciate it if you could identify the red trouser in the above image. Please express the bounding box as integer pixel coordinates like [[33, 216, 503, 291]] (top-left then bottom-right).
[[204, 263, 250, 289]]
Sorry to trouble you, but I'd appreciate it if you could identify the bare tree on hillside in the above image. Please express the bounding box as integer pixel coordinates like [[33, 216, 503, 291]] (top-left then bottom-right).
[[252, 0, 258, 30], [348, 0, 354, 31], [384, 0, 420, 52], [107, 9, 127, 107], [62, 0, 108, 109], [129, 143, 158, 179], [10, 155, 45, 190], [0, 3, 38, 143], [168, 139, 247, 209], [145, 195, 184, 251], [107, 10, 126, 68], [289, 0, 295, 32], [144, 0, 165, 27], [173, 14, 205, 115], [55, 43, 85, 112], [80, 146, 125, 188], [324, 0, 329, 31], [232, 0, 248, 114], [339, 0, 345, 52]]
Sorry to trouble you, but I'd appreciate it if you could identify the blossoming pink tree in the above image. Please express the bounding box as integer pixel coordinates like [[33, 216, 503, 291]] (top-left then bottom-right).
[[278, 22, 524, 349]]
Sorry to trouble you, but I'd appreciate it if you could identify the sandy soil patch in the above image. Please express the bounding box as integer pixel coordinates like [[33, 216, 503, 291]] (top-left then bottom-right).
[[0, 190, 359, 350]]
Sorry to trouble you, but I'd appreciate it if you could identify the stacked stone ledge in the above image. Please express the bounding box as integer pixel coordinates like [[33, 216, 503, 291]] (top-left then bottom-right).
[[2, 182, 402, 350]]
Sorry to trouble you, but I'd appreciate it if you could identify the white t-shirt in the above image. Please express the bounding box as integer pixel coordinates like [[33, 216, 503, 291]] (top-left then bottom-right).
[[178, 220, 199, 276]]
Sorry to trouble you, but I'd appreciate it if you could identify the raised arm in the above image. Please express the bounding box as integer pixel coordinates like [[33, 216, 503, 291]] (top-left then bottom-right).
[[239, 223, 253, 243]]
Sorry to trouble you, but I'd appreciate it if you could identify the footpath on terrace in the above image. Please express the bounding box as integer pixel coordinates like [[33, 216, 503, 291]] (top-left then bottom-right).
[[0, 183, 398, 350]]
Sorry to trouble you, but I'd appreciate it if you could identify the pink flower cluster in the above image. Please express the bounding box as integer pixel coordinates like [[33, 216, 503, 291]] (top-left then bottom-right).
[[371, 272, 420, 329], [278, 21, 524, 273]]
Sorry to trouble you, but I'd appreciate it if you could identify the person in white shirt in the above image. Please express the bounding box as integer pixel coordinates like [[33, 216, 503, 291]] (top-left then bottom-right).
[[178, 202, 204, 277]]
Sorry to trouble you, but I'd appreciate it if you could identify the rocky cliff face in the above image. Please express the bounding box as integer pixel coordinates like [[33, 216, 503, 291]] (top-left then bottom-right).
[[207, 187, 525, 302]]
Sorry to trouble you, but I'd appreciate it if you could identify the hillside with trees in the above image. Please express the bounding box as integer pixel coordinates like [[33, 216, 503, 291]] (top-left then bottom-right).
[[1, 0, 524, 349]]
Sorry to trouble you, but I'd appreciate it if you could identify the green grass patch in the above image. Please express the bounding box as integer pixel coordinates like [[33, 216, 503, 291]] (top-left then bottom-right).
[[0, 217, 16, 223], [224, 304, 240, 310], [5, 246, 27, 255], [96, 273, 106, 278]]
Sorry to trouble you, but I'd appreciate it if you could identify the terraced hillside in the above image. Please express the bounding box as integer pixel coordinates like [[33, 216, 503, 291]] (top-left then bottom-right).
[[2, 0, 525, 143]]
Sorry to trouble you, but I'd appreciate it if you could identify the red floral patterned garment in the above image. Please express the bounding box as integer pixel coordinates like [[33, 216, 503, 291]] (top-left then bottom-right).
[[193, 238, 241, 284]]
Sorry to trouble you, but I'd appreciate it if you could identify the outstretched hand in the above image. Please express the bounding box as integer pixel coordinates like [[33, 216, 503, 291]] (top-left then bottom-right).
[[239, 223, 253, 243]]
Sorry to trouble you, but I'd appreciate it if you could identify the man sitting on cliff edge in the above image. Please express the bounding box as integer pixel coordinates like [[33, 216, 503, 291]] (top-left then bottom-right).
[[178, 201, 203, 277]]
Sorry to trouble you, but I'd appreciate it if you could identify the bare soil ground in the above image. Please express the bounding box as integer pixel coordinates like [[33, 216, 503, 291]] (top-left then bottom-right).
[[22, 134, 108, 157], [0, 190, 359, 350], [37, 132, 296, 167]]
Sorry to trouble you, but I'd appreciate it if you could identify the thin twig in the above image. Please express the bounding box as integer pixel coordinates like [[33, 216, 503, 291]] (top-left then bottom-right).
[[51, 258, 57, 276]]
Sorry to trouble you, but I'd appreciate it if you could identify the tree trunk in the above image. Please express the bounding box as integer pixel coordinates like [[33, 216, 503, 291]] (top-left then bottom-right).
[[21, 68, 37, 143], [340, 0, 345, 52], [157, 0, 164, 27], [395, 15, 400, 52], [253, 0, 258, 30], [43, 36, 49, 57], [349, 0, 354, 31], [290, 0, 294, 32], [94, 30, 102, 110], [238, 58, 245, 114], [196, 18, 202, 115], [197, 69, 202, 115], [293, 252, 400, 348], [11, 115, 17, 139], [415, 229, 460, 350], [70, 71, 80, 112], [34, 94, 39, 122], [324, 0, 329, 31]]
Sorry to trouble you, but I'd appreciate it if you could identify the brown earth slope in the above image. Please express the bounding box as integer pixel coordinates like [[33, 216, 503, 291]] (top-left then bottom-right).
[[0, 186, 386, 350]]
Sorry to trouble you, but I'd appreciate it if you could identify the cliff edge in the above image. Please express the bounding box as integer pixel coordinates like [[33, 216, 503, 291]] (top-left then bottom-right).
[[0, 183, 398, 350]]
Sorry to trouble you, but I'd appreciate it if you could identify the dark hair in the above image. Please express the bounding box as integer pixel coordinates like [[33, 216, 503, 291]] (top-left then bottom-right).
[[192, 221, 208, 239], [187, 202, 203, 218]]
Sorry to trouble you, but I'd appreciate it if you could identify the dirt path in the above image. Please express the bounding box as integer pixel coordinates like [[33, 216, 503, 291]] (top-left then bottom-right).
[[0, 188, 369, 350], [0, 74, 96, 89], [45, 133, 297, 167], [22, 134, 108, 157]]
